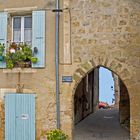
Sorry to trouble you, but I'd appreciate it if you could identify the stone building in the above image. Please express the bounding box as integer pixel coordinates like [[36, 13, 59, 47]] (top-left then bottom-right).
[[74, 68, 99, 124], [112, 73, 130, 129], [112, 73, 120, 108], [0, 0, 140, 140]]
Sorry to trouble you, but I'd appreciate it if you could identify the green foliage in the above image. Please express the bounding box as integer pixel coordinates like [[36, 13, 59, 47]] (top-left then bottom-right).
[[6, 59, 14, 69], [0, 43, 5, 56], [4, 43, 38, 69], [31, 57, 38, 63], [20, 44, 32, 59], [45, 129, 68, 140]]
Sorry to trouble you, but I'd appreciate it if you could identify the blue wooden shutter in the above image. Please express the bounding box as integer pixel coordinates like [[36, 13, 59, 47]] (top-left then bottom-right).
[[0, 12, 7, 68], [5, 94, 35, 140], [5, 94, 16, 140], [15, 94, 35, 140], [32, 11, 45, 68]]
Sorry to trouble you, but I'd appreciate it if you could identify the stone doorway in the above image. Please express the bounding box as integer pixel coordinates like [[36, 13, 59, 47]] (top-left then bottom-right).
[[73, 66, 130, 140]]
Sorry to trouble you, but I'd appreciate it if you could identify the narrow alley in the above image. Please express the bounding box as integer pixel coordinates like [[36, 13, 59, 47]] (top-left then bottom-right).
[[73, 109, 130, 140]]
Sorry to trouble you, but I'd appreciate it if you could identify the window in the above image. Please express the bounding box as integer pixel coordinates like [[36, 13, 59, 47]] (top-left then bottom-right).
[[12, 16, 32, 44], [0, 11, 45, 68]]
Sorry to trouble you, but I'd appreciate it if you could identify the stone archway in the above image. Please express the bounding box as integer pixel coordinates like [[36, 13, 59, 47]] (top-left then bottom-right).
[[72, 64, 130, 139], [72, 60, 131, 97], [60, 58, 139, 140], [67, 59, 133, 138], [60, 55, 139, 140], [62, 0, 140, 139]]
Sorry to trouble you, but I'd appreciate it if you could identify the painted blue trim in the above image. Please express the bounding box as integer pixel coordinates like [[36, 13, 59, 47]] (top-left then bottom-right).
[[5, 93, 35, 140], [0, 12, 7, 68], [32, 11, 46, 68]]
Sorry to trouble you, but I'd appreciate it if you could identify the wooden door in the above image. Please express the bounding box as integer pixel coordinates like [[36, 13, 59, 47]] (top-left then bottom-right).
[[5, 94, 35, 140]]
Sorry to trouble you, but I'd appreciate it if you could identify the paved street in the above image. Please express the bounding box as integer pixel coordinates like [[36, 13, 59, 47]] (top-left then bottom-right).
[[73, 109, 130, 140]]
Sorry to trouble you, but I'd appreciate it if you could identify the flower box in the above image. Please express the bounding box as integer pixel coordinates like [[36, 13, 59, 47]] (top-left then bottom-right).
[[4, 42, 38, 69]]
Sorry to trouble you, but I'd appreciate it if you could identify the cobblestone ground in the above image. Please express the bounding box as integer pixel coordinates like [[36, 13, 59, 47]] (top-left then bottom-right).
[[73, 108, 130, 140]]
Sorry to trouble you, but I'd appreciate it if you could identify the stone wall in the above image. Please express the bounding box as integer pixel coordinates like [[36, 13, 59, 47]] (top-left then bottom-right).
[[112, 74, 130, 129], [112, 73, 120, 108], [74, 70, 95, 124], [62, 0, 140, 139], [119, 80, 130, 130], [74, 76, 91, 124], [74, 67, 99, 124], [93, 68, 99, 112]]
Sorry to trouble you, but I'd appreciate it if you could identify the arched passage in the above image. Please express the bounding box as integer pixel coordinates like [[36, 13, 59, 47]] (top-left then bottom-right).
[[73, 66, 130, 140]]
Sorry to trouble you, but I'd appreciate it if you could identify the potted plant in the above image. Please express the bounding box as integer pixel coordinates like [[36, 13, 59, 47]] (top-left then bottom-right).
[[0, 43, 5, 61], [5, 43, 38, 69], [42, 129, 68, 140]]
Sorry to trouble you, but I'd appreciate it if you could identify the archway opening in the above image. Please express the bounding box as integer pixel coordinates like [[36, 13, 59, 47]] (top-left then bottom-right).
[[99, 67, 115, 107], [73, 66, 130, 140]]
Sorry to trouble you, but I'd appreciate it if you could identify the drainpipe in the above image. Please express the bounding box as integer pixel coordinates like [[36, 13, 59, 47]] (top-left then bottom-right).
[[55, 0, 60, 129]]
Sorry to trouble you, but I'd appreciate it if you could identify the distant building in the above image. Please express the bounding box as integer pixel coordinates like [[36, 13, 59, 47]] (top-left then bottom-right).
[[112, 73, 120, 108]]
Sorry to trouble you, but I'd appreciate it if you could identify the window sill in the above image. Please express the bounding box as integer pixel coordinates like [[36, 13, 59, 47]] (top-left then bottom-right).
[[3, 68, 37, 73]]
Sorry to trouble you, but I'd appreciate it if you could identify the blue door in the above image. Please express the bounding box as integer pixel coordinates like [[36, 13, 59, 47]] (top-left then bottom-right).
[[5, 94, 35, 140]]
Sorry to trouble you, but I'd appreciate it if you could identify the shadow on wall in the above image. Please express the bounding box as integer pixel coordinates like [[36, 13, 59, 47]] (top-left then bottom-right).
[[74, 67, 99, 124], [74, 70, 96, 124], [119, 79, 130, 130]]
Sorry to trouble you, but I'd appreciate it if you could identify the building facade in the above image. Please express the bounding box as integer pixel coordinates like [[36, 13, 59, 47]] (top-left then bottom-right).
[[112, 73, 120, 108], [0, 0, 140, 140]]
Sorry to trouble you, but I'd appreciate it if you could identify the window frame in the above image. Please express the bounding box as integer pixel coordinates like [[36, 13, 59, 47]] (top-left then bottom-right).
[[12, 15, 32, 44]]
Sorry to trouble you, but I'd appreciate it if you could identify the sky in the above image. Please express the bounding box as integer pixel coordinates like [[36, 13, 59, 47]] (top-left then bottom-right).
[[99, 67, 114, 105]]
